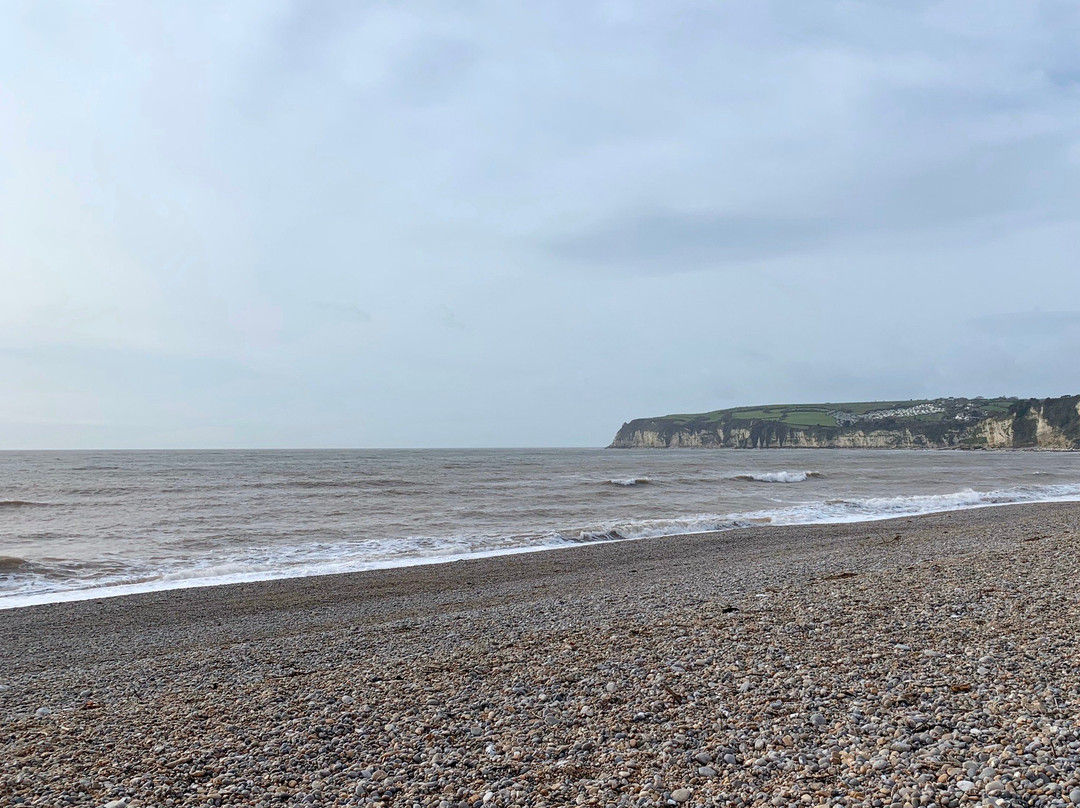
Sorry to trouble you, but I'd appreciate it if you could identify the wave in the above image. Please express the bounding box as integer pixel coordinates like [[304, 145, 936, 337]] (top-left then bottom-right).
[[571, 482, 1080, 544], [733, 471, 821, 483], [606, 477, 650, 486], [248, 478, 427, 492], [0, 500, 49, 508], [4, 481, 1080, 610]]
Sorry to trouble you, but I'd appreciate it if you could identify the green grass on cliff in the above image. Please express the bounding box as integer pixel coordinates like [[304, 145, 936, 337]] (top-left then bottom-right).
[[660, 398, 1017, 429]]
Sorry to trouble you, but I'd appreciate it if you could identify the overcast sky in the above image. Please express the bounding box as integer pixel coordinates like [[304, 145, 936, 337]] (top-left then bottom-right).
[[2, 1, 1079, 448]]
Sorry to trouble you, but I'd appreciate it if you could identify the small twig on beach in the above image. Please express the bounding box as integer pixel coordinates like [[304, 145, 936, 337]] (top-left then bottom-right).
[[662, 683, 686, 704]]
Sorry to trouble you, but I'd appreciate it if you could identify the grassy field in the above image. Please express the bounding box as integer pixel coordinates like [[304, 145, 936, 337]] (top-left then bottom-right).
[[661, 398, 1017, 428]]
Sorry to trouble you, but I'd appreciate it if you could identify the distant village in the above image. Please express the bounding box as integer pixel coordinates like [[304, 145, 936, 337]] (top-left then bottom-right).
[[829, 401, 970, 426]]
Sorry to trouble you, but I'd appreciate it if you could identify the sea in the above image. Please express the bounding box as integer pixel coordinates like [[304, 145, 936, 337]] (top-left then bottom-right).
[[2, 448, 1080, 609]]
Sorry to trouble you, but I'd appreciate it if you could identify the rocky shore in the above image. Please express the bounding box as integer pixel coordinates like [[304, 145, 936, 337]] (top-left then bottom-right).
[[3, 502, 1080, 807]]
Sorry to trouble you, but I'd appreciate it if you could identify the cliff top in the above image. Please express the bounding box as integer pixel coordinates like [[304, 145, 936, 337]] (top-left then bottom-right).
[[610, 395, 1080, 449], [649, 397, 1017, 429]]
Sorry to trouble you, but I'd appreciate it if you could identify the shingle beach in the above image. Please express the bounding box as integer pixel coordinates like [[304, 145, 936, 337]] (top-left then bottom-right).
[[3, 502, 1079, 807]]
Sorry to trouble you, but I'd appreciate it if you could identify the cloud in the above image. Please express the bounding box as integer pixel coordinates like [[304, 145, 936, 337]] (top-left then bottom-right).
[[390, 36, 480, 107], [437, 305, 467, 331], [315, 302, 373, 324], [3, 1, 1080, 446], [549, 211, 834, 270], [971, 311, 1080, 338]]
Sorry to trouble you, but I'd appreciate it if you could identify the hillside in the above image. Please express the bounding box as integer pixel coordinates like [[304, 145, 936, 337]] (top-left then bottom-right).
[[609, 396, 1080, 449]]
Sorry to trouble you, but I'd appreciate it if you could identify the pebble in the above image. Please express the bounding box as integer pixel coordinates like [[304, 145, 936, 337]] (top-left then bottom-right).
[[2, 504, 1080, 808], [34, 707, 51, 718]]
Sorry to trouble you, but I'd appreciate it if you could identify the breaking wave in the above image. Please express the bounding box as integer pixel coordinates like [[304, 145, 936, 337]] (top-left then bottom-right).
[[570, 482, 1080, 544], [733, 471, 821, 483], [4, 475, 1080, 610], [607, 477, 650, 486]]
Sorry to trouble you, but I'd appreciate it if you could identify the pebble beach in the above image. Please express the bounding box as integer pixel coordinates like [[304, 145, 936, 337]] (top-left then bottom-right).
[[3, 502, 1079, 807]]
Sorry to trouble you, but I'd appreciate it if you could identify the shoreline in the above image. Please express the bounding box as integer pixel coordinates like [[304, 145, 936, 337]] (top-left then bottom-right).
[[6, 491, 1080, 612], [3, 502, 1079, 806]]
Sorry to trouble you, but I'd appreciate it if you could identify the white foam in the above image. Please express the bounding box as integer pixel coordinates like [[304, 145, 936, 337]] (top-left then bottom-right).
[[575, 482, 1080, 543], [4, 481, 1080, 610], [0, 540, 571, 609], [734, 471, 820, 483], [607, 477, 650, 486]]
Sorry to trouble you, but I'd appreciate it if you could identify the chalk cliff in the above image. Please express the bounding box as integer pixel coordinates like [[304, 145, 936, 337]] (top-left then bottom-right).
[[609, 396, 1080, 450]]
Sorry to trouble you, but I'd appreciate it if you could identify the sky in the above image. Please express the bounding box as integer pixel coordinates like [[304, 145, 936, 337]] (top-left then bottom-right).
[[2, 0, 1079, 449]]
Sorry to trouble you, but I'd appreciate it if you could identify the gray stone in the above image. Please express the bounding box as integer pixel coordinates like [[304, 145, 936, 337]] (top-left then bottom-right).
[[723, 753, 737, 765], [810, 712, 827, 726], [697, 766, 716, 777], [1070, 787, 1080, 805], [957, 780, 975, 792], [693, 752, 712, 765], [670, 788, 691, 803], [34, 707, 51, 718]]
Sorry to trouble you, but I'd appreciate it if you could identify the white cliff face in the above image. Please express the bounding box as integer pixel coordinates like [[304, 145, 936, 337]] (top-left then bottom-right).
[[769, 429, 947, 449], [609, 398, 1080, 449], [616, 430, 668, 448], [967, 409, 1076, 450], [967, 417, 1013, 449], [1034, 411, 1073, 449], [786, 430, 932, 448], [613, 427, 949, 449]]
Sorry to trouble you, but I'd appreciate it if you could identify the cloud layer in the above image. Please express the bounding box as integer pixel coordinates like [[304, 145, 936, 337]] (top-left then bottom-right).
[[2, 1, 1079, 447]]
